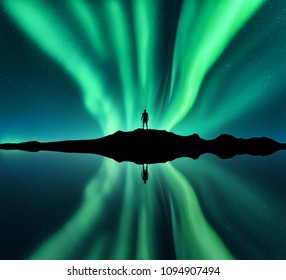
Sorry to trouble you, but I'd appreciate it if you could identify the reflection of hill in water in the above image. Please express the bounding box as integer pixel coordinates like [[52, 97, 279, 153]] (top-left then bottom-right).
[[0, 129, 286, 164]]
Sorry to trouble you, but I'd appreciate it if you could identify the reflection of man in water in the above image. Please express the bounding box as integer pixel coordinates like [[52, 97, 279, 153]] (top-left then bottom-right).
[[141, 164, 149, 184], [141, 109, 149, 129]]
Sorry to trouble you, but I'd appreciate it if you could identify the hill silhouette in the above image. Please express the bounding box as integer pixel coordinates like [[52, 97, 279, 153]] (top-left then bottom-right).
[[0, 129, 285, 164]]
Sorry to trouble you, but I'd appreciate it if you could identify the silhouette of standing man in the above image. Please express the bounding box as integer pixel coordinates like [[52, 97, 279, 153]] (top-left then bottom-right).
[[141, 109, 149, 129], [141, 164, 149, 184]]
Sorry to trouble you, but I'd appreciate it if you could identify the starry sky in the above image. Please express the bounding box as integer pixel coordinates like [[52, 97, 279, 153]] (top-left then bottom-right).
[[1, 0, 286, 260], [1, 0, 286, 142]]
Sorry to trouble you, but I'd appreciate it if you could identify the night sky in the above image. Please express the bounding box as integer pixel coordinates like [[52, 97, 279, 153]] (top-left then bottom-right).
[[1, 0, 286, 260], [1, 0, 286, 142]]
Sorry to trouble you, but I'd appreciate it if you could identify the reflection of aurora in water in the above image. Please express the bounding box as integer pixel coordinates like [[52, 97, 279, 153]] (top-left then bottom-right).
[[30, 160, 233, 259], [2, 0, 286, 259]]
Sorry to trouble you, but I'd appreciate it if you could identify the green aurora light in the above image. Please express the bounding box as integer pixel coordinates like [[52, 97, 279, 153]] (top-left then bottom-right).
[[3, 0, 274, 259]]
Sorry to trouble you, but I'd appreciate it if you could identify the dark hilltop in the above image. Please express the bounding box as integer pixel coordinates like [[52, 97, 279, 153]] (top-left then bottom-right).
[[0, 129, 285, 164]]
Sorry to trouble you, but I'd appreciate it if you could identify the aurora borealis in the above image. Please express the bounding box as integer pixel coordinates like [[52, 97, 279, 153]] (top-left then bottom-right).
[[1, 0, 286, 259]]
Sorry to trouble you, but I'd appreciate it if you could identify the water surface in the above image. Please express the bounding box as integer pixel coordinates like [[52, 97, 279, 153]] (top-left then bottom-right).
[[0, 150, 286, 259]]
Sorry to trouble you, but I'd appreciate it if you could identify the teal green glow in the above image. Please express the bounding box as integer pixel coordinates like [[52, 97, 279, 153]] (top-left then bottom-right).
[[173, 156, 286, 258], [159, 163, 233, 259], [104, 1, 136, 130], [4, 0, 264, 133], [4, 0, 119, 135], [135, 172, 157, 259], [133, 0, 158, 111], [29, 159, 233, 260], [106, 163, 136, 259], [3, 0, 273, 259], [30, 158, 120, 259], [195, 50, 281, 136], [70, 0, 109, 59], [162, 0, 265, 130], [173, 16, 281, 137]]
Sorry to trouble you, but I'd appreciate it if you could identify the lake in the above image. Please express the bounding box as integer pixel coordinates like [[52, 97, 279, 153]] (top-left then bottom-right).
[[0, 150, 286, 259]]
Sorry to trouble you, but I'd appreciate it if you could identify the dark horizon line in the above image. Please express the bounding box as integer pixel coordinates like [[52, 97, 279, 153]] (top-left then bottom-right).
[[0, 129, 285, 164]]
